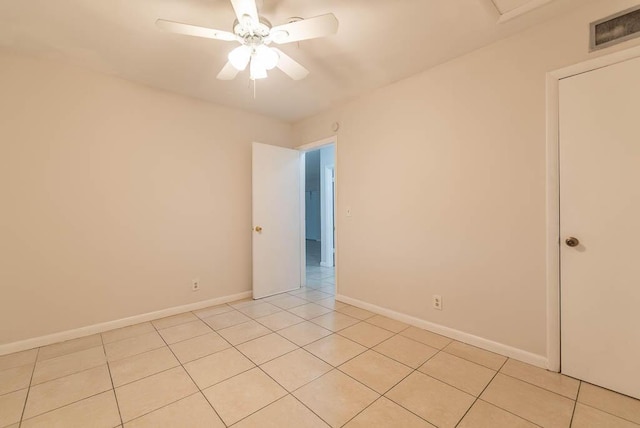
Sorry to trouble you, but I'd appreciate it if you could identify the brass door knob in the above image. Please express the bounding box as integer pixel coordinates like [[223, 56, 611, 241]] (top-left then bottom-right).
[[254, 226, 263, 233], [565, 237, 580, 247]]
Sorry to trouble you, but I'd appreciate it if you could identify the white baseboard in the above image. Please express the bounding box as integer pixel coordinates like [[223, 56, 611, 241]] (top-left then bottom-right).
[[0, 291, 252, 356], [336, 294, 549, 369], [319, 261, 334, 268]]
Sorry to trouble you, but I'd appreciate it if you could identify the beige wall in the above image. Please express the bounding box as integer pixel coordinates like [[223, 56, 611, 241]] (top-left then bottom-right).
[[0, 51, 292, 345], [294, 0, 640, 359]]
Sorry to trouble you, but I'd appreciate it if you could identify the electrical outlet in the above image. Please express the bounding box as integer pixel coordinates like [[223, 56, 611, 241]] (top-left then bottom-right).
[[433, 294, 442, 310], [192, 279, 200, 292]]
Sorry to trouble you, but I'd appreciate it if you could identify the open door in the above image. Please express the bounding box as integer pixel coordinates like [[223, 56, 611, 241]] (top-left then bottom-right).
[[252, 142, 301, 299]]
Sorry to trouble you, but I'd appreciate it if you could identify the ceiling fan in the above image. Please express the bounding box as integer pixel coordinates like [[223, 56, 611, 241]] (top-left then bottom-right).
[[156, 0, 339, 81]]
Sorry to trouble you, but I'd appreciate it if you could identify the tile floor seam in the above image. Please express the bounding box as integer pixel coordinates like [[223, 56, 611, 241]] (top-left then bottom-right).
[[104, 342, 168, 365], [238, 342, 301, 366], [333, 321, 396, 348], [474, 398, 545, 427], [171, 338, 234, 366], [453, 352, 508, 428], [24, 366, 115, 403], [252, 314, 307, 331], [302, 336, 368, 368], [274, 343, 336, 384], [0, 383, 29, 399], [269, 322, 331, 349], [287, 393, 335, 428], [576, 401, 640, 426], [379, 348, 458, 428], [110, 363, 182, 389], [151, 311, 199, 330], [496, 370, 580, 401], [467, 358, 553, 427], [439, 345, 505, 371], [226, 365, 322, 427], [339, 360, 432, 427], [368, 334, 438, 368], [101, 334, 124, 427], [101, 324, 156, 346], [20, 388, 114, 426], [305, 320, 348, 333], [121, 391, 205, 427], [362, 319, 411, 335], [217, 324, 273, 347], [381, 376, 438, 426], [199, 364, 258, 391], [157, 326, 214, 345], [29, 345, 107, 387], [396, 329, 450, 349], [17, 347, 39, 428], [105, 340, 162, 363], [568, 381, 582, 427], [291, 368, 376, 428], [385, 346, 517, 427], [302, 324, 438, 427], [149, 320, 228, 426], [366, 347, 416, 371]]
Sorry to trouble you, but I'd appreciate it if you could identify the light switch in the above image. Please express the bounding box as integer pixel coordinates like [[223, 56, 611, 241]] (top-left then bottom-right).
[[346, 207, 352, 217]]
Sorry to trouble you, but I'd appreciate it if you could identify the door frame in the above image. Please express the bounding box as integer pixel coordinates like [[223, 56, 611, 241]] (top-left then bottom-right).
[[545, 45, 640, 372], [297, 136, 338, 292]]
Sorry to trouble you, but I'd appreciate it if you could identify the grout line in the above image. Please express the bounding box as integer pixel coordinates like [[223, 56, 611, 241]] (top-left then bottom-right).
[[17, 347, 39, 428], [151, 313, 201, 331], [19, 389, 118, 426], [496, 370, 579, 401], [333, 330, 440, 426], [569, 381, 581, 426], [101, 333, 124, 427], [287, 393, 334, 427], [268, 312, 435, 427], [475, 398, 545, 427], [457, 358, 545, 428], [453, 354, 508, 427], [26, 349, 109, 388], [149, 316, 229, 427], [223, 299, 385, 426], [338, 360, 420, 426], [122, 390, 206, 426], [576, 401, 640, 426]]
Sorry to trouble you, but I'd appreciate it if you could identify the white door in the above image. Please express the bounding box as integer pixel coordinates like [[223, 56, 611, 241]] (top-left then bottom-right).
[[560, 56, 640, 399], [252, 142, 301, 299]]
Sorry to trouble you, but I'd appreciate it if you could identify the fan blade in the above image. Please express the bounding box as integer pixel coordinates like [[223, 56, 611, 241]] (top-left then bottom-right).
[[156, 19, 237, 41], [270, 14, 338, 44], [217, 62, 240, 80], [230, 0, 259, 25], [272, 48, 309, 80]]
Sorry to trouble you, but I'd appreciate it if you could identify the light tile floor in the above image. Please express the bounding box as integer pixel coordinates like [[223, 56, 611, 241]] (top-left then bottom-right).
[[2, 285, 640, 426]]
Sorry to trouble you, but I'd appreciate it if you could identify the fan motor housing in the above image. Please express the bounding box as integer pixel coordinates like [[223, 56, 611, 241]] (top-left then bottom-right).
[[233, 17, 272, 39]]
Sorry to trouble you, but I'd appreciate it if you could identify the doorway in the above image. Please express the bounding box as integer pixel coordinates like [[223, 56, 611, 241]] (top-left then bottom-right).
[[302, 143, 335, 294], [547, 48, 640, 400]]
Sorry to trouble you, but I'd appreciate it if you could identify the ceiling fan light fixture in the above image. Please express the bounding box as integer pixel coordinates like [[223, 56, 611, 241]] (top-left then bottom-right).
[[241, 14, 254, 27], [250, 55, 268, 80], [270, 30, 289, 43], [256, 45, 279, 70], [228, 45, 251, 70]]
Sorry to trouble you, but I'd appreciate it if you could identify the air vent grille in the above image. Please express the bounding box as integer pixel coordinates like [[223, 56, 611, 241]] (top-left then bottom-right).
[[591, 6, 640, 51]]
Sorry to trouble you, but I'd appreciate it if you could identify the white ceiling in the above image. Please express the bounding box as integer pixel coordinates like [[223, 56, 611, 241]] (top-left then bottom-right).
[[0, 0, 584, 122]]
